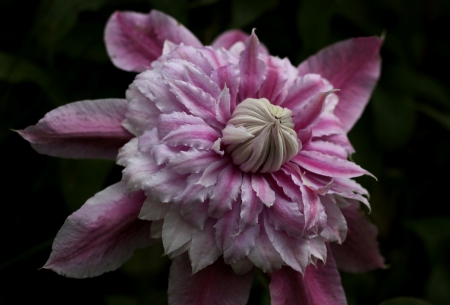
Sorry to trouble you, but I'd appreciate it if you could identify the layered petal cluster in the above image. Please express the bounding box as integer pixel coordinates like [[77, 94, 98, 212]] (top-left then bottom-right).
[[19, 9, 385, 305]]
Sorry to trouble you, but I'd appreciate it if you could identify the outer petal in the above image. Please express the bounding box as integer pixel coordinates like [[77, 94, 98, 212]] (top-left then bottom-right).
[[330, 201, 385, 272], [270, 249, 347, 305], [298, 37, 382, 131], [18, 99, 132, 160], [212, 30, 250, 50], [168, 254, 253, 305], [189, 219, 222, 273], [43, 182, 154, 278], [105, 10, 202, 72]]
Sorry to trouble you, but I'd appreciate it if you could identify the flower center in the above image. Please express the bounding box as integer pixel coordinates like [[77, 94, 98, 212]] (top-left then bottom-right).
[[221, 98, 300, 173]]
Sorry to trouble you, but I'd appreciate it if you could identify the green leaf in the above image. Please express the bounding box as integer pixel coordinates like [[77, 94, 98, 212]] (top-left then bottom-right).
[[59, 159, 115, 212], [417, 103, 450, 132], [378, 297, 433, 305], [230, 0, 280, 28]]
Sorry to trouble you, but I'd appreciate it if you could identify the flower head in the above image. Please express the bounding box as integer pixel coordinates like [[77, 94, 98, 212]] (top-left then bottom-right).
[[18, 10, 385, 305]]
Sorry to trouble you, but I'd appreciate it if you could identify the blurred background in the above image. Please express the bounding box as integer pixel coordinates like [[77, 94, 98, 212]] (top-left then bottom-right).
[[1, 0, 450, 304]]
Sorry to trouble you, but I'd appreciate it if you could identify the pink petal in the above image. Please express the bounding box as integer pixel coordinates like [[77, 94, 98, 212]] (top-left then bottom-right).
[[216, 86, 232, 124], [163, 44, 214, 75], [139, 196, 171, 221], [179, 197, 211, 231], [142, 167, 188, 203], [43, 182, 154, 278], [168, 254, 253, 305], [248, 218, 284, 273], [167, 78, 221, 129], [104, 10, 202, 72], [311, 112, 345, 138], [238, 30, 267, 101], [134, 69, 187, 114], [281, 74, 330, 112], [330, 201, 385, 272], [299, 181, 327, 234], [210, 64, 241, 112], [214, 200, 240, 251], [264, 212, 310, 273], [162, 59, 221, 99], [162, 204, 195, 254], [209, 164, 243, 218], [239, 174, 264, 232], [189, 219, 222, 273], [157, 112, 207, 138], [162, 124, 220, 150], [270, 249, 347, 305], [292, 150, 373, 178], [252, 174, 275, 207], [18, 99, 132, 160], [212, 29, 250, 50], [124, 83, 161, 136], [317, 134, 355, 154], [303, 140, 348, 159], [298, 37, 383, 131], [196, 158, 229, 187], [320, 195, 347, 244], [293, 90, 337, 131], [267, 192, 305, 237], [169, 149, 220, 174], [224, 225, 260, 264], [258, 56, 289, 103]]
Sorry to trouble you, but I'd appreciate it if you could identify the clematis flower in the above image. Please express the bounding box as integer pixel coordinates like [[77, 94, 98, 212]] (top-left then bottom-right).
[[18, 10, 385, 305]]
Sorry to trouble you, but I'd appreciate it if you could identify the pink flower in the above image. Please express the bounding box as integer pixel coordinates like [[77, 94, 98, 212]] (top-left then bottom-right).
[[19, 10, 385, 305]]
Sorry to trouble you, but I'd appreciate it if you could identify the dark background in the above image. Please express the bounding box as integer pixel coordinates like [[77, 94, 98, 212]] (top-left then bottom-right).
[[1, 0, 450, 304]]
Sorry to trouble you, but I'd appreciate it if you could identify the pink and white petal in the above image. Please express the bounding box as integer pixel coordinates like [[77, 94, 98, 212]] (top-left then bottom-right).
[[164, 44, 213, 75], [167, 79, 221, 129], [251, 174, 275, 207], [214, 200, 240, 251], [299, 182, 327, 234], [143, 167, 188, 202], [162, 59, 221, 99], [139, 196, 171, 221], [312, 112, 345, 138], [298, 36, 382, 131], [134, 69, 187, 114], [212, 30, 250, 50], [309, 237, 327, 265], [292, 150, 373, 179], [270, 250, 347, 305], [151, 144, 183, 165], [43, 182, 154, 278], [157, 112, 207, 138], [224, 225, 260, 265], [117, 139, 162, 192], [162, 204, 195, 255], [303, 140, 348, 159], [239, 174, 264, 232], [168, 254, 253, 305], [332, 177, 369, 196], [267, 191, 305, 237], [248, 218, 284, 273], [320, 195, 347, 244], [209, 164, 243, 218], [18, 99, 132, 160], [264, 214, 310, 273], [125, 83, 161, 136], [105, 10, 202, 72], [175, 173, 213, 214], [238, 30, 267, 101], [104, 11, 161, 72], [280, 74, 329, 111], [169, 149, 220, 174], [196, 158, 229, 187], [293, 91, 336, 131], [216, 85, 232, 124], [210, 64, 241, 112], [330, 201, 385, 272], [258, 56, 289, 103], [162, 124, 220, 150], [137, 127, 160, 153], [189, 219, 222, 273], [180, 198, 211, 231], [167, 240, 191, 259], [317, 134, 355, 154]]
